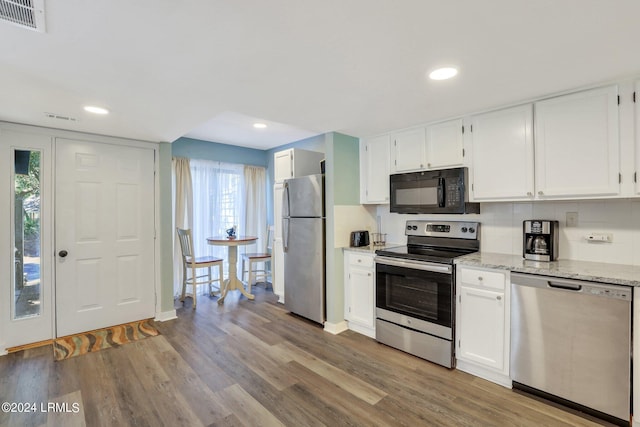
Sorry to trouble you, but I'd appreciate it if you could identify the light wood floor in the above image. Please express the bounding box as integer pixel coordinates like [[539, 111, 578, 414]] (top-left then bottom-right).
[[0, 286, 616, 427]]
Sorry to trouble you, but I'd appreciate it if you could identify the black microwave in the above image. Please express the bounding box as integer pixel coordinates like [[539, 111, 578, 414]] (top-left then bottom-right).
[[389, 167, 480, 214]]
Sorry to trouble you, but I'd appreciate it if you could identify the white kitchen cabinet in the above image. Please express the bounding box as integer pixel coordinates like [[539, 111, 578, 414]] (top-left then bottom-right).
[[455, 265, 511, 388], [359, 135, 390, 204], [390, 121, 464, 174], [534, 85, 620, 198], [272, 182, 285, 303], [470, 104, 534, 201], [426, 118, 465, 169], [344, 251, 375, 338], [273, 148, 324, 183], [391, 127, 426, 173]]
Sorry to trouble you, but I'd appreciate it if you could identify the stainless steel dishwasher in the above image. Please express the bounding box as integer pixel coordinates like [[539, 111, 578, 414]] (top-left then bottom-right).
[[510, 273, 632, 424]]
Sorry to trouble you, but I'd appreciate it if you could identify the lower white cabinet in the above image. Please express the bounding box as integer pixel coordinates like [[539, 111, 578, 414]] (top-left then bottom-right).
[[344, 251, 375, 338], [455, 265, 511, 387]]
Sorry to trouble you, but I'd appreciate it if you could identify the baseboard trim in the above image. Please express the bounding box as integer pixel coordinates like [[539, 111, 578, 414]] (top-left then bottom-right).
[[323, 320, 348, 335], [155, 309, 177, 322]]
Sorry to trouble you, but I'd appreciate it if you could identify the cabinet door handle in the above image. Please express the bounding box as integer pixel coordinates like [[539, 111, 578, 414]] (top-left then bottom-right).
[[367, 273, 372, 277], [527, 192, 532, 196], [538, 191, 544, 196], [496, 296, 502, 301], [477, 276, 483, 281]]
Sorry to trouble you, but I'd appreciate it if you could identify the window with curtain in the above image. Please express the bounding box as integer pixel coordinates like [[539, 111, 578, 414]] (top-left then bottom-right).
[[176, 159, 267, 296], [190, 159, 245, 264]]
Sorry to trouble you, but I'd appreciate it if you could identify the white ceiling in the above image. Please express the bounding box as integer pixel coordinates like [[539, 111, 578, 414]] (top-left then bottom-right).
[[2, 1, 640, 150]]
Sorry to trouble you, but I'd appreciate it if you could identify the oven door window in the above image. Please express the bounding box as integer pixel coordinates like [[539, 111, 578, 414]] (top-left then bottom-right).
[[376, 263, 452, 328]]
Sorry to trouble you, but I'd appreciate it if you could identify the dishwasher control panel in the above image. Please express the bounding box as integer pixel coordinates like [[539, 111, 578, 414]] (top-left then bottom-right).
[[583, 285, 632, 301]]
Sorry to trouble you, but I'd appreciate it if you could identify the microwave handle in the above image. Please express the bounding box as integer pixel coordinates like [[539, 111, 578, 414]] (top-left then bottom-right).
[[437, 177, 445, 207]]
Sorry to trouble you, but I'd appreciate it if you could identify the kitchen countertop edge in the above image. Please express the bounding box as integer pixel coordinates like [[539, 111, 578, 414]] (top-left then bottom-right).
[[342, 244, 402, 255], [455, 252, 640, 287]]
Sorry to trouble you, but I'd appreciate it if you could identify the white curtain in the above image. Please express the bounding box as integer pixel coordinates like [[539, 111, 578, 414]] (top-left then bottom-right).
[[190, 159, 245, 275], [243, 166, 267, 254], [172, 157, 193, 297]]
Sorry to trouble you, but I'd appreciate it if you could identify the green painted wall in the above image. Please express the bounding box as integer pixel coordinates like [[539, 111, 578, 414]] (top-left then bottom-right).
[[323, 132, 360, 326], [172, 137, 268, 167], [331, 133, 360, 205]]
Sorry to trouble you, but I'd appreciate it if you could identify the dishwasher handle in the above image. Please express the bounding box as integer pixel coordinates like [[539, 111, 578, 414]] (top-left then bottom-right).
[[548, 281, 582, 291]]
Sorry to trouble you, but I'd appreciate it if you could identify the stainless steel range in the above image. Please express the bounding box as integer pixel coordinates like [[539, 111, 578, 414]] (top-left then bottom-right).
[[374, 220, 480, 368]]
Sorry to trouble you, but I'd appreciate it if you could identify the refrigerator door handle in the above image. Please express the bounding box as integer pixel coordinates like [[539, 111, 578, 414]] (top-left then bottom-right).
[[283, 182, 290, 218], [283, 218, 289, 252]]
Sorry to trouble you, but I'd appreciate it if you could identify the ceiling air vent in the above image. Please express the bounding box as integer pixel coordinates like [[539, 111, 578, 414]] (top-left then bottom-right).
[[0, 0, 46, 32], [44, 112, 78, 122]]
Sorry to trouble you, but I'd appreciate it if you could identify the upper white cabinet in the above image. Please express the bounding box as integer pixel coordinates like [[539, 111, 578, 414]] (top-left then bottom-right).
[[390, 120, 464, 173], [534, 85, 620, 198], [426, 118, 465, 169], [360, 135, 390, 204], [273, 148, 324, 183], [470, 104, 534, 201], [470, 85, 621, 202], [391, 128, 426, 172]]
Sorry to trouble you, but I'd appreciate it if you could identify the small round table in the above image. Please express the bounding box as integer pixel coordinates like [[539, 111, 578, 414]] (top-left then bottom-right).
[[207, 235, 258, 304]]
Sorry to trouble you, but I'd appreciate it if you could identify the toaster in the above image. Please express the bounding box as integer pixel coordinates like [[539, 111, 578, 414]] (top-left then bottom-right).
[[350, 230, 370, 247]]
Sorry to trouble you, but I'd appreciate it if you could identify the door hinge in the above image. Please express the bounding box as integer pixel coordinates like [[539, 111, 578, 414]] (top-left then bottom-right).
[[635, 172, 637, 183], [619, 173, 622, 183], [458, 295, 461, 303], [458, 339, 461, 348], [365, 145, 368, 151], [470, 124, 473, 132], [462, 125, 464, 134], [617, 95, 620, 105], [633, 92, 636, 103], [462, 148, 465, 157], [394, 140, 397, 146]]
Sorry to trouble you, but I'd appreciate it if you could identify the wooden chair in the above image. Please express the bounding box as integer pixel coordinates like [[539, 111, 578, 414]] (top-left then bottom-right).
[[176, 228, 223, 309], [241, 225, 273, 294]]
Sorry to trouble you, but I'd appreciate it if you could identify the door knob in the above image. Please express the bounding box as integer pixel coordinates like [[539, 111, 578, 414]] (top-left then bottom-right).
[[58, 250, 68, 258]]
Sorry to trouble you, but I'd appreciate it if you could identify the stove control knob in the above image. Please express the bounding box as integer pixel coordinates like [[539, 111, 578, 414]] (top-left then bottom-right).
[[406, 225, 411, 230], [468, 227, 475, 233], [461, 227, 468, 233], [412, 225, 418, 230]]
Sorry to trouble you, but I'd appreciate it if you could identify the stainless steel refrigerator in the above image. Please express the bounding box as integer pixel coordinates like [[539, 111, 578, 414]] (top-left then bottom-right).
[[282, 174, 325, 324]]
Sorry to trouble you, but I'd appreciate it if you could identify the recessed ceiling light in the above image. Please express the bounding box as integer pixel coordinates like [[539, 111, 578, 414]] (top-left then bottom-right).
[[428, 67, 458, 80], [253, 123, 267, 129], [84, 105, 109, 115]]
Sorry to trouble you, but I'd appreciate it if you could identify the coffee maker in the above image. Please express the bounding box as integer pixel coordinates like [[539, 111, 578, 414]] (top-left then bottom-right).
[[523, 220, 559, 261]]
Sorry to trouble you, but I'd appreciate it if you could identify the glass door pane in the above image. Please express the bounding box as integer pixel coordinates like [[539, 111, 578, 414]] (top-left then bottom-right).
[[13, 150, 41, 319]]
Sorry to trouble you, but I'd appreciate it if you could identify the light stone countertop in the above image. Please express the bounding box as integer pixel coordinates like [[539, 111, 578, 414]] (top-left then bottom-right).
[[342, 244, 403, 255], [455, 252, 640, 287]]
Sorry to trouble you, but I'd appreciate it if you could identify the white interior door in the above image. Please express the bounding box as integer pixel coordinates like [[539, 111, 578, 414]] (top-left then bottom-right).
[[55, 138, 155, 337], [0, 128, 54, 351]]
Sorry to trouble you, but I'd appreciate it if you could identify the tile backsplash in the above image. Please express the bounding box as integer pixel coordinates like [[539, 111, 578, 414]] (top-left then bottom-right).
[[376, 199, 640, 266]]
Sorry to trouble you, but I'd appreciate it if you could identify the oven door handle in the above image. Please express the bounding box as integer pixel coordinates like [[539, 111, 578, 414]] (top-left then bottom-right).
[[374, 256, 452, 274]]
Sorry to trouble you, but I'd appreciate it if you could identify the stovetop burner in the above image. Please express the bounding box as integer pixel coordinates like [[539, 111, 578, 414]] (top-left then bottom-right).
[[375, 220, 480, 264], [376, 245, 477, 264]]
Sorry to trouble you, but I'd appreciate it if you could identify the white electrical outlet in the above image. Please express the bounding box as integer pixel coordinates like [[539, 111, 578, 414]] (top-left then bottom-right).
[[566, 212, 578, 227], [585, 233, 612, 243]]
